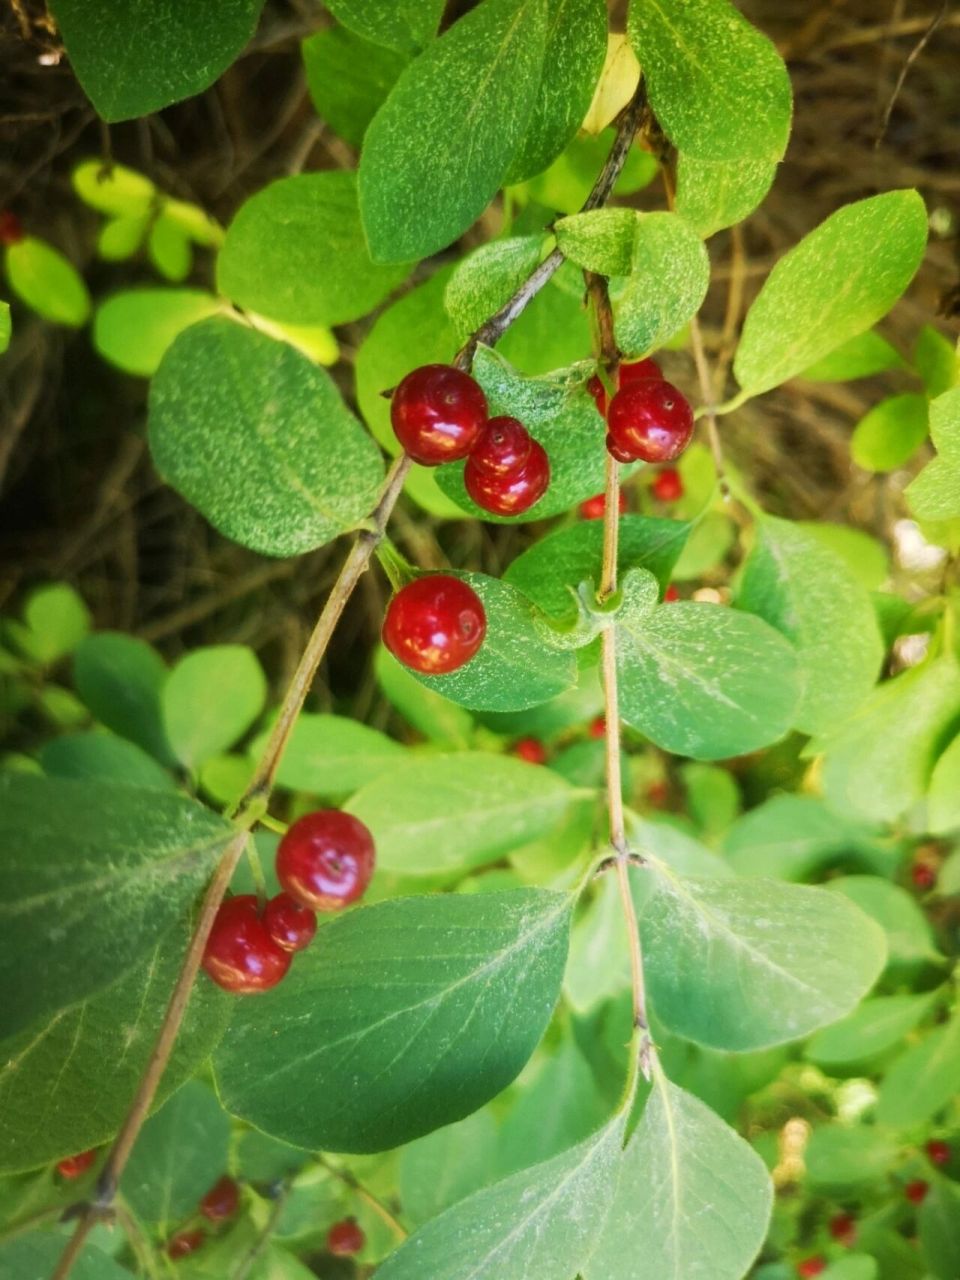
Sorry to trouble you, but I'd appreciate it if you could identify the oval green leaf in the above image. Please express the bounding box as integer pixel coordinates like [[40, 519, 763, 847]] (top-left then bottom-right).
[[4, 237, 90, 327], [94, 288, 222, 377], [163, 644, 266, 769]]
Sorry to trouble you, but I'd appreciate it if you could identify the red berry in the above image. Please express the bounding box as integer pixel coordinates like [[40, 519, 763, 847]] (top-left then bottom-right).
[[199, 1175, 240, 1223], [647, 779, 669, 808], [0, 211, 24, 246], [619, 357, 662, 385], [905, 1179, 930, 1204], [167, 1229, 205, 1260], [652, 467, 684, 503], [911, 861, 936, 890], [264, 892, 318, 952], [202, 895, 291, 994], [327, 1218, 365, 1257], [277, 811, 376, 912], [829, 1212, 857, 1246], [513, 737, 547, 765], [607, 379, 694, 463], [664, 584, 680, 602], [468, 416, 532, 475], [56, 1150, 96, 1179], [465, 439, 550, 516], [797, 1259, 826, 1278], [587, 374, 608, 417], [383, 574, 486, 675], [578, 491, 628, 520], [605, 432, 636, 464], [390, 364, 487, 465], [588, 715, 606, 739], [926, 1139, 951, 1166]]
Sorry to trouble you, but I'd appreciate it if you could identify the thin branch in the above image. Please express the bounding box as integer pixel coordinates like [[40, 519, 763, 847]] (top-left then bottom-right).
[[875, 0, 949, 147], [230, 1187, 290, 1280], [318, 1155, 408, 1241]]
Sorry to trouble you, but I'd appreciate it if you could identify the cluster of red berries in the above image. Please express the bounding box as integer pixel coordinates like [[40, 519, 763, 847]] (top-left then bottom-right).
[[202, 810, 375, 995], [588, 357, 694, 465], [0, 210, 23, 246], [391, 364, 549, 515], [383, 573, 486, 675]]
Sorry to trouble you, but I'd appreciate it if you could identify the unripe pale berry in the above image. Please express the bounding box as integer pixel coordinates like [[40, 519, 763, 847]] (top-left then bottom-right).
[[390, 364, 487, 465], [276, 811, 375, 912]]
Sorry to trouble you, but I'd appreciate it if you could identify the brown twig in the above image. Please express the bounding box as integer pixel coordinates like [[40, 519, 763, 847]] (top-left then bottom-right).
[[318, 1155, 408, 1241], [230, 1187, 290, 1280], [875, 0, 949, 147]]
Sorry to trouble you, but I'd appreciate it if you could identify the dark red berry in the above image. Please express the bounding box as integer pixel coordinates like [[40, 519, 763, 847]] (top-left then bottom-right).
[[468, 416, 532, 475], [202, 895, 291, 994], [619, 357, 662, 385], [465, 439, 550, 516], [905, 1179, 930, 1204], [664, 584, 680, 602], [829, 1212, 856, 1246], [911, 861, 936, 890], [383, 574, 486, 675], [277, 811, 376, 912], [797, 1259, 826, 1279], [587, 374, 608, 417], [926, 1139, 951, 1165], [588, 715, 606, 739], [327, 1218, 365, 1257], [605, 432, 636, 464], [199, 1175, 240, 1223], [56, 1150, 95, 1179], [652, 467, 684, 503], [0, 211, 24, 246], [264, 892, 318, 952], [513, 737, 547, 765], [647, 779, 669, 808], [607, 379, 694, 463], [390, 364, 487, 465], [167, 1229, 205, 1260], [578, 491, 628, 520]]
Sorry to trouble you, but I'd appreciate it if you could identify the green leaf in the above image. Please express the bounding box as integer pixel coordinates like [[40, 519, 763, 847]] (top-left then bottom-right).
[[323, 0, 444, 54], [215, 889, 572, 1152], [378, 1116, 623, 1279], [914, 324, 958, 399], [7, 582, 91, 665], [554, 208, 638, 276], [929, 732, 960, 834], [0, 775, 234, 1036], [411, 572, 577, 712], [734, 191, 928, 396], [822, 1259, 879, 1280], [0, 936, 231, 1173], [123, 1081, 230, 1226], [218, 172, 409, 325], [148, 317, 384, 557], [375, 647, 474, 747], [504, 515, 690, 616], [613, 212, 710, 356], [399, 1110, 500, 1228], [798, 522, 891, 590], [929, 385, 960, 462], [907, 457, 960, 521], [639, 865, 887, 1050], [358, 0, 549, 263], [73, 631, 173, 764], [302, 25, 408, 147], [505, 0, 607, 183], [163, 645, 266, 769], [723, 794, 880, 880], [627, 0, 791, 162], [674, 154, 777, 238], [346, 752, 581, 875], [40, 731, 176, 791], [445, 235, 544, 335], [586, 1075, 772, 1280], [72, 159, 155, 215], [48, 0, 265, 120], [97, 212, 148, 260], [737, 515, 883, 735], [515, 126, 658, 214], [258, 713, 405, 796], [0, 301, 9, 354], [806, 992, 938, 1067], [4, 237, 90, 327], [804, 1125, 899, 1189], [94, 288, 221, 377], [0, 1234, 131, 1280], [816, 658, 960, 824], [798, 330, 906, 382], [617, 602, 801, 760], [148, 215, 191, 281], [877, 1012, 960, 1129], [827, 875, 942, 972], [851, 393, 929, 472], [919, 1181, 960, 1280]]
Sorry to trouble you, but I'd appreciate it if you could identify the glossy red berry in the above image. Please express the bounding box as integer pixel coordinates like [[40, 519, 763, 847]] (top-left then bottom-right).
[[911, 861, 936, 890], [390, 364, 487, 465], [327, 1218, 365, 1257], [587, 374, 608, 417], [607, 379, 694, 463], [578, 491, 628, 520], [383, 574, 486, 675], [0, 211, 24, 246], [468, 416, 532, 475], [647, 779, 669, 808], [277, 811, 376, 912], [588, 715, 606, 739], [167, 1229, 205, 1260], [264, 892, 317, 952], [619, 357, 662, 385], [202, 895, 291, 994], [199, 1175, 240, 1223], [905, 1179, 930, 1204], [465, 439, 550, 515], [829, 1212, 856, 1246], [652, 467, 684, 503], [605, 432, 636, 464], [926, 1139, 951, 1165], [56, 1150, 96, 1179], [796, 1259, 826, 1278], [664, 584, 680, 602], [514, 737, 547, 765]]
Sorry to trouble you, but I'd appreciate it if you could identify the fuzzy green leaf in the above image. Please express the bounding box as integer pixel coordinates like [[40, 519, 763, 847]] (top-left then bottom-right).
[[806, 992, 938, 1068], [614, 212, 710, 355], [907, 456, 960, 520], [4, 237, 90, 327], [163, 645, 266, 769], [259, 712, 406, 797], [73, 632, 174, 764], [674, 154, 777, 238], [876, 1012, 960, 1129], [40, 731, 176, 791], [302, 26, 408, 146], [929, 732, 960, 834], [554, 208, 638, 276], [323, 0, 445, 54], [799, 330, 907, 382], [445, 236, 544, 335], [851, 393, 929, 472], [94, 288, 221, 377]]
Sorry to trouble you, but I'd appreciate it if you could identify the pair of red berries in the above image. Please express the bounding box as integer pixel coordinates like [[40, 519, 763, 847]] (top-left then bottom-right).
[[383, 573, 486, 675], [391, 364, 550, 515], [202, 810, 376, 995], [166, 1175, 241, 1260], [589, 357, 694, 464]]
